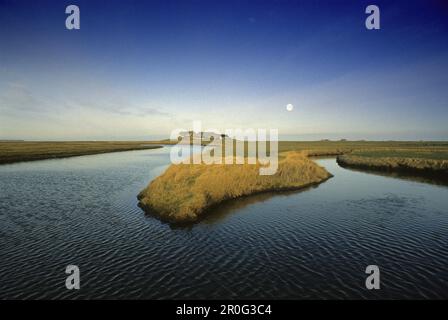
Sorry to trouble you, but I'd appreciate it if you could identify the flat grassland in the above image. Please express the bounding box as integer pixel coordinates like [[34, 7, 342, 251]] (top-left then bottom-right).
[[0, 141, 165, 165], [5, 140, 447, 166], [278, 140, 448, 156], [138, 151, 332, 223]]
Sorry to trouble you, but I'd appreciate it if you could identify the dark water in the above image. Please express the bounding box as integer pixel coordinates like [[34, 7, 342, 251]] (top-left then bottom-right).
[[1, 148, 447, 299]]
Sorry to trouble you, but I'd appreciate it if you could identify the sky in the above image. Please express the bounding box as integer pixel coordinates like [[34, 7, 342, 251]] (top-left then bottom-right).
[[0, 0, 447, 140]]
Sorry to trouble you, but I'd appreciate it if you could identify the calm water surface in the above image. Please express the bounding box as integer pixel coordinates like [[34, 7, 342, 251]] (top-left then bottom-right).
[[0, 147, 447, 299]]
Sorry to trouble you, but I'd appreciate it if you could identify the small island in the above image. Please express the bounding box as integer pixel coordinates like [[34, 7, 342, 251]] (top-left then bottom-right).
[[138, 151, 332, 223]]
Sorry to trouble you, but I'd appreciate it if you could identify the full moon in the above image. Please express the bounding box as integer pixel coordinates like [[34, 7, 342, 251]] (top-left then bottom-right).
[[286, 103, 294, 111]]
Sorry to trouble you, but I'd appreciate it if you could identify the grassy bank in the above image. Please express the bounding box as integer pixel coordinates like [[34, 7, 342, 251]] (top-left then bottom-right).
[[138, 151, 332, 223], [278, 140, 448, 155], [279, 141, 448, 179], [0, 141, 164, 165], [337, 151, 448, 180]]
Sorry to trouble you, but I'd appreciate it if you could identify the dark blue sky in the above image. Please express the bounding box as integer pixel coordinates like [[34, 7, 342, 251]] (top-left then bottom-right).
[[1, 0, 447, 140]]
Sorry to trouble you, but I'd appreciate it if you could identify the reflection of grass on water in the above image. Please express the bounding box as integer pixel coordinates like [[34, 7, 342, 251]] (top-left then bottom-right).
[[138, 151, 332, 224], [163, 191, 297, 230], [198, 186, 320, 227], [338, 163, 448, 187]]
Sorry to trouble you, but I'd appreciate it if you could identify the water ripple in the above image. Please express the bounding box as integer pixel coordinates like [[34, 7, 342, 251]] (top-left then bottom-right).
[[1, 153, 448, 299]]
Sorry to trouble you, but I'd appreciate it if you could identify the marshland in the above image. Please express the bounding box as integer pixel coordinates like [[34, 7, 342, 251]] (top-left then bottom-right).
[[0, 141, 165, 164], [3, 140, 448, 224], [138, 151, 332, 223], [2, 139, 448, 225], [137, 140, 448, 223], [2, 0, 448, 301], [1, 144, 448, 299]]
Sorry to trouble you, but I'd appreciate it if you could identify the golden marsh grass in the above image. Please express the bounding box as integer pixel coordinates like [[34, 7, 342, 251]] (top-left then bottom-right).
[[138, 151, 332, 223], [337, 154, 448, 175]]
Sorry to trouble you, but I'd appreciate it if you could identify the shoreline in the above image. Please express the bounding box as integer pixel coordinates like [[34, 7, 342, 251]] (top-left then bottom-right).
[[138, 174, 333, 227], [0, 141, 164, 165], [336, 154, 448, 184], [137, 151, 332, 224]]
